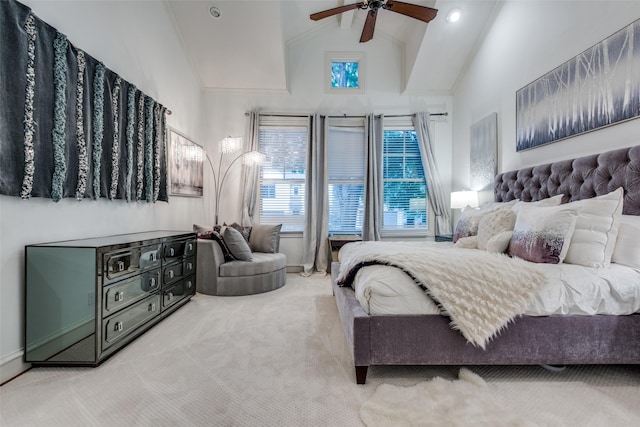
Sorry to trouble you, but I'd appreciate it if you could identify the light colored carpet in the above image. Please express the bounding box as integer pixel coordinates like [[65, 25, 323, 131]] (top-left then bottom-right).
[[1, 274, 639, 426]]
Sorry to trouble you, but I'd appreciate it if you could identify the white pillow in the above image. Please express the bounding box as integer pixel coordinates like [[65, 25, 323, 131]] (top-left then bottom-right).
[[453, 201, 515, 243], [476, 208, 516, 250], [509, 204, 578, 264], [611, 215, 640, 268], [511, 194, 563, 215], [454, 235, 478, 249], [486, 231, 513, 253], [563, 187, 624, 267]]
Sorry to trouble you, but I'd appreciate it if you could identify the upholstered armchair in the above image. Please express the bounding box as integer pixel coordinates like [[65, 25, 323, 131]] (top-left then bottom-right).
[[194, 224, 287, 296]]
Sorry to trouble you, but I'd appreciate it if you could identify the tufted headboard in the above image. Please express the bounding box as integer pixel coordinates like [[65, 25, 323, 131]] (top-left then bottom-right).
[[495, 145, 640, 216]]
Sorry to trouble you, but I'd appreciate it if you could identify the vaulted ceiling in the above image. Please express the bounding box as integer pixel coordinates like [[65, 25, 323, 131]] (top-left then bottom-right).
[[166, 0, 500, 94]]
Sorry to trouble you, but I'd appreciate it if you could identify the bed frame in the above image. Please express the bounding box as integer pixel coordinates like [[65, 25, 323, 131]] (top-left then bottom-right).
[[332, 145, 640, 384]]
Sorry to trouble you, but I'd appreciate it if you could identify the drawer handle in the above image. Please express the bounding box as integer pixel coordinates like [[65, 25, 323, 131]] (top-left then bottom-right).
[[187, 280, 193, 289], [187, 243, 193, 251], [149, 277, 157, 288], [148, 303, 156, 312], [116, 261, 125, 272], [187, 262, 193, 271], [168, 248, 175, 257], [114, 321, 123, 332], [168, 270, 174, 279], [150, 252, 157, 262], [115, 291, 124, 302], [167, 292, 173, 301]]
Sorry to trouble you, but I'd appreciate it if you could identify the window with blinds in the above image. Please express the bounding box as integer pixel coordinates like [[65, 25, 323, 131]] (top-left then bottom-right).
[[258, 116, 309, 232], [327, 119, 365, 235], [382, 125, 427, 234]]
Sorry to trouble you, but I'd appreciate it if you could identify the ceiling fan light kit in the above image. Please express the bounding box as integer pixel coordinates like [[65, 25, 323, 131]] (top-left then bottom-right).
[[310, 0, 438, 43]]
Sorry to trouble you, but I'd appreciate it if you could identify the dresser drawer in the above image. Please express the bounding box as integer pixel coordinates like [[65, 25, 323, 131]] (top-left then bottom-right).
[[163, 257, 195, 286], [163, 239, 196, 261], [103, 294, 161, 348], [162, 277, 195, 310], [105, 244, 161, 282], [103, 270, 161, 316]]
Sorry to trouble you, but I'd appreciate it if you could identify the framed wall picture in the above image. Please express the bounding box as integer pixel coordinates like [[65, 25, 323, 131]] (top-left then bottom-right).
[[470, 112, 498, 191], [516, 18, 640, 151], [169, 129, 204, 197]]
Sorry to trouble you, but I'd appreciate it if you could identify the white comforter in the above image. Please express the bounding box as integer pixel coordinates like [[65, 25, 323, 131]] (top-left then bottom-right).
[[346, 243, 640, 317]]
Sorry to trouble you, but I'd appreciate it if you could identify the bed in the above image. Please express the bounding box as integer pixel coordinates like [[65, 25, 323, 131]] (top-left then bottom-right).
[[331, 145, 640, 384]]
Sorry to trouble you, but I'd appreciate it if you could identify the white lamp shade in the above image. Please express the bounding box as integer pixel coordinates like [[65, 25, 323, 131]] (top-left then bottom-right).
[[450, 190, 479, 209]]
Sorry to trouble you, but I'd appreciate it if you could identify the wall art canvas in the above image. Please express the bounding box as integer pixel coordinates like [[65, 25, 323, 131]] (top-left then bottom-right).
[[169, 129, 203, 197], [470, 112, 497, 191], [516, 19, 640, 151]]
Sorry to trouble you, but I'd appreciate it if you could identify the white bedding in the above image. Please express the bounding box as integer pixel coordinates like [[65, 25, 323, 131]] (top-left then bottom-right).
[[350, 245, 640, 317]]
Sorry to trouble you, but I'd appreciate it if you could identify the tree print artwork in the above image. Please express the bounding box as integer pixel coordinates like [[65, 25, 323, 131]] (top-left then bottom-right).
[[516, 19, 640, 151]]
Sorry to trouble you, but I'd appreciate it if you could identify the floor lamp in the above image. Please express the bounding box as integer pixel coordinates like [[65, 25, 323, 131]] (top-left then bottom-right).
[[206, 136, 265, 225]]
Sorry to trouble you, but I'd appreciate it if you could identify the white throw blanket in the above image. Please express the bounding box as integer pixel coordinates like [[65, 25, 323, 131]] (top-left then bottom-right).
[[337, 242, 547, 349]]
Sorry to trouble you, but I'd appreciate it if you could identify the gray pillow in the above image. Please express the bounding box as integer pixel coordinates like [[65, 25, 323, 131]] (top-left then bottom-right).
[[249, 224, 282, 253], [222, 227, 253, 262]]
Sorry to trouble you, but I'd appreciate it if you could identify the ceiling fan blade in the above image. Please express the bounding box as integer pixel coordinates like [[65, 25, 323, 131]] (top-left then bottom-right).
[[310, 3, 363, 21], [360, 9, 378, 43], [385, 1, 438, 23]]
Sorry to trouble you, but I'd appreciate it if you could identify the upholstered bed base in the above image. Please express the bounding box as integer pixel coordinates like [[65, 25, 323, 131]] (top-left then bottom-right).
[[332, 145, 640, 384], [332, 264, 640, 384]]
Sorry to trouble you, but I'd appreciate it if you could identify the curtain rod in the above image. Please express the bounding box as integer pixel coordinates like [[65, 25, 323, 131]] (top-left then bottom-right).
[[245, 112, 448, 118]]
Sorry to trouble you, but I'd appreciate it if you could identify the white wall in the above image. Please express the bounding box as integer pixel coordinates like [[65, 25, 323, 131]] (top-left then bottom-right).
[[0, 0, 204, 382], [201, 25, 453, 267], [452, 0, 640, 196]]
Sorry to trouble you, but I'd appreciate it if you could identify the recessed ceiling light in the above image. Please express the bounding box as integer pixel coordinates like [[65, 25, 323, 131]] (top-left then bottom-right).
[[447, 8, 461, 23], [209, 6, 221, 19]]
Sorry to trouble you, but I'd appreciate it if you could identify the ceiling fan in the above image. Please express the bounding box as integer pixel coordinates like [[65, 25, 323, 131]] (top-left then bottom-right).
[[310, 0, 438, 43]]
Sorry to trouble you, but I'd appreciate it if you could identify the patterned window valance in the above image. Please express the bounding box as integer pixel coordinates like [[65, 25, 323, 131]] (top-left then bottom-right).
[[0, 0, 169, 202]]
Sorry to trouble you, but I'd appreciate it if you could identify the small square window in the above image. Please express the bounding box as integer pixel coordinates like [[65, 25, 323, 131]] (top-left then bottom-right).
[[325, 52, 365, 94]]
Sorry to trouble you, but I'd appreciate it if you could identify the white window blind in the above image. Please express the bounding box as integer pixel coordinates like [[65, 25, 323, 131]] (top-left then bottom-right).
[[258, 116, 309, 232], [382, 123, 428, 234], [327, 119, 365, 235]]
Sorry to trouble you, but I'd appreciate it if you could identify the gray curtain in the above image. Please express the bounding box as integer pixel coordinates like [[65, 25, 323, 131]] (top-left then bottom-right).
[[413, 112, 452, 235], [301, 114, 329, 276], [240, 111, 260, 226], [362, 114, 383, 241]]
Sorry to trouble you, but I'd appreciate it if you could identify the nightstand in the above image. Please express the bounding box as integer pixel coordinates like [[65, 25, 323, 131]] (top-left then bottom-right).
[[328, 235, 362, 264], [434, 234, 453, 242]]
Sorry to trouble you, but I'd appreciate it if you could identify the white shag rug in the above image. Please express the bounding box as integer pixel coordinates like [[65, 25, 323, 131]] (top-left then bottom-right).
[[360, 368, 639, 427], [361, 368, 536, 427]]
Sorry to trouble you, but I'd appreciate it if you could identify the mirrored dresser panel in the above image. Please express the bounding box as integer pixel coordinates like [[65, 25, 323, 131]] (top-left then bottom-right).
[[25, 231, 196, 366]]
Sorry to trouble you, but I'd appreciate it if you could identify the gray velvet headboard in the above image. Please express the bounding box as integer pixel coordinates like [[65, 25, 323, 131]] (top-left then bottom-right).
[[495, 145, 640, 216]]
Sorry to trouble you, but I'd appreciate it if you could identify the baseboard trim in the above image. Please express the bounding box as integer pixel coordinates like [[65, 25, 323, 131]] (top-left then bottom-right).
[[1, 349, 30, 385]]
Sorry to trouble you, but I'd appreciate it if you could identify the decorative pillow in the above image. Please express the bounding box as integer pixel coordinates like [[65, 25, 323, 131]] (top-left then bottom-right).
[[563, 187, 624, 267], [512, 194, 563, 215], [222, 226, 253, 262], [509, 204, 578, 264], [249, 224, 282, 253], [611, 215, 640, 268], [211, 231, 236, 262], [454, 235, 478, 249], [476, 208, 516, 250], [486, 231, 513, 254], [224, 222, 252, 248], [193, 223, 214, 239], [453, 209, 485, 243], [453, 201, 515, 243]]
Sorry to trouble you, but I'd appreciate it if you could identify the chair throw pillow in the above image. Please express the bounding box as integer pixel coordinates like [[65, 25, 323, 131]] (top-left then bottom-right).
[[563, 187, 623, 267], [249, 224, 282, 253], [509, 204, 578, 264], [222, 226, 253, 262]]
